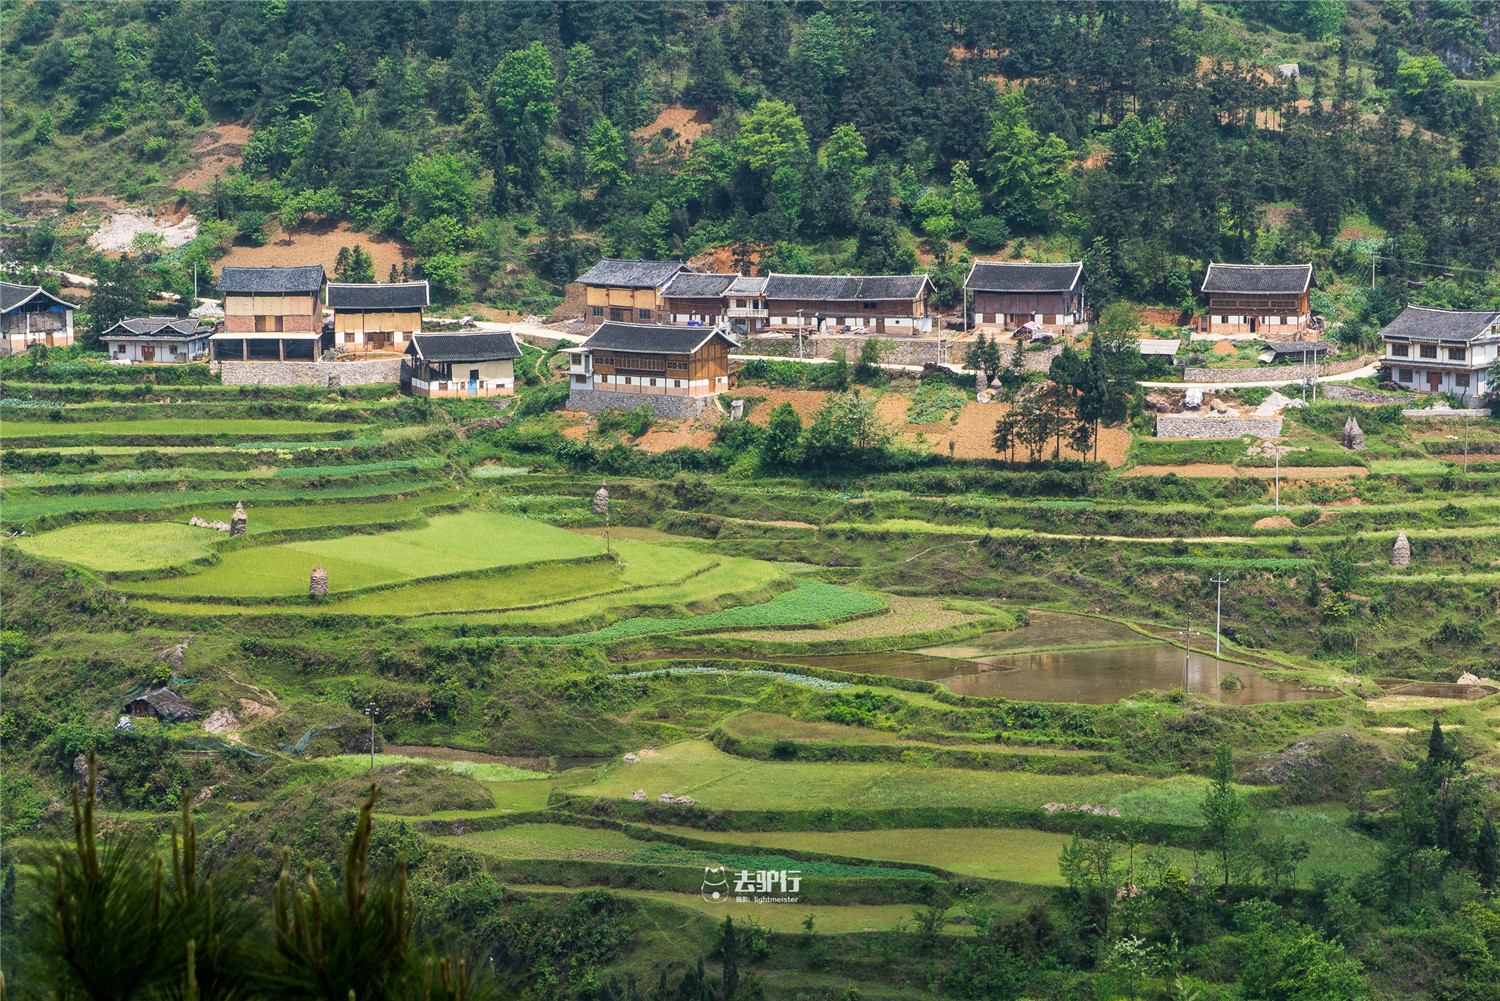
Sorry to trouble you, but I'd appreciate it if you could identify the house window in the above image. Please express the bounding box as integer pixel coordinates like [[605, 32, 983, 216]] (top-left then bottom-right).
[[1456, 372, 1471, 388], [591, 306, 603, 317], [673, 380, 681, 387], [609, 307, 625, 321], [1390, 343, 1409, 357], [624, 377, 631, 384], [575, 374, 586, 384], [1397, 368, 1413, 382], [861, 301, 877, 309], [1448, 347, 1466, 361], [638, 309, 652, 321], [1419, 344, 1437, 358], [650, 378, 657, 387]]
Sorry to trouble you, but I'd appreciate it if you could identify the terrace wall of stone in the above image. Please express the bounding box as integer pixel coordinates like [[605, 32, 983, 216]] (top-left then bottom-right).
[[566, 387, 712, 418], [1155, 415, 1284, 439], [217, 359, 402, 387], [1182, 355, 1369, 384]]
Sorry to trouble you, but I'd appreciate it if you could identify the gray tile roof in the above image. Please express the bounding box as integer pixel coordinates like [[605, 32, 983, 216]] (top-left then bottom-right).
[[405, 331, 521, 363], [661, 272, 739, 298], [216, 265, 326, 295], [102, 316, 213, 339], [727, 275, 768, 296], [762, 273, 932, 302], [1261, 339, 1332, 355], [1201, 263, 1314, 294], [1379, 305, 1500, 343], [580, 321, 738, 354], [575, 259, 689, 288], [126, 688, 198, 722], [965, 261, 1083, 293], [327, 281, 429, 310], [1, 280, 78, 312]]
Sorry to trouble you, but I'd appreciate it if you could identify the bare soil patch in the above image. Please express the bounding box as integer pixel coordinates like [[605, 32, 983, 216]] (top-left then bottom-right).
[[635, 106, 713, 145], [1121, 463, 1242, 478], [926, 402, 1129, 467], [216, 221, 413, 275], [635, 418, 718, 454], [1211, 340, 1238, 356], [1253, 515, 1297, 530], [742, 389, 831, 426], [174, 124, 252, 191], [1242, 466, 1368, 480]]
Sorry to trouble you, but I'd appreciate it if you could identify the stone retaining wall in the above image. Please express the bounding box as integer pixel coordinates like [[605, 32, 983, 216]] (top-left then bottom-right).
[[216, 358, 402, 387], [1155, 415, 1283, 439], [1182, 355, 1369, 384], [566, 387, 712, 418], [1403, 408, 1492, 419], [739, 333, 1062, 372], [1320, 385, 1417, 405]]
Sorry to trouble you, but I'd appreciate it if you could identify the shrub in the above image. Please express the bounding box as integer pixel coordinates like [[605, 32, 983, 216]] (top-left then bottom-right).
[[965, 216, 1010, 252]]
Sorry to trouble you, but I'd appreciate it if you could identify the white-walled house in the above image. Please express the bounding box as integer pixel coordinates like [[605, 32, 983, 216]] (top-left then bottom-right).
[[2, 281, 77, 352], [1379, 305, 1499, 403], [101, 317, 213, 363], [403, 331, 521, 398]]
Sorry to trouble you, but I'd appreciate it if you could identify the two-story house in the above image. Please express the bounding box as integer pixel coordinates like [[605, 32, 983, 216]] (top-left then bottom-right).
[[327, 280, 428, 352], [403, 331, 521, 398], [564, 321, 737, 416], [575, 259, 693, 324], [762, 273, 934, 335], [211, 265, 326, 363], [2, 280, 77, 352], [964, 261, 1085, 334], [659, 272, 740, 327], [1198, 263, 1316, 336], [1380, 305, 1499, 403]]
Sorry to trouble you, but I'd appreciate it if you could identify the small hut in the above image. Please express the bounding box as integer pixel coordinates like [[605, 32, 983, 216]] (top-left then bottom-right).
[[230, 501, 247, 537], [310, 562, 329, 598], [124, 688, 198, 722], [1392, 530, 1411, 568], [1342, 415, 1365, 451]]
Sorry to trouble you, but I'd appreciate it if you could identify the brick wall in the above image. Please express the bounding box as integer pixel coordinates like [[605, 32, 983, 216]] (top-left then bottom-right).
[[1182, 355, 1370, 384], [566, 386, 712, 418], [217, 358, 402, 387], [1155, 415, 1284, 439]]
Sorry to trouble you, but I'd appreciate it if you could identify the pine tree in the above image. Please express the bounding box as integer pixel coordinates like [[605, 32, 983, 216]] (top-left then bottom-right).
[[1477, 815, 1499, 894], [721, 916, 739, 1000]]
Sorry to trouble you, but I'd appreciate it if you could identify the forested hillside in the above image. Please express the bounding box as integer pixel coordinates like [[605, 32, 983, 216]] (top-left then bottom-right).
[[2, 1, 1499, 321]]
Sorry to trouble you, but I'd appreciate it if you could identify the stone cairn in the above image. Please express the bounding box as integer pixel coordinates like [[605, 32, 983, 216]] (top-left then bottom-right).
[[1342, 415, 1365, 451], [309, 563, 329, 598], [230, 501, 247, 537], [1391, 530, 1411, 568]]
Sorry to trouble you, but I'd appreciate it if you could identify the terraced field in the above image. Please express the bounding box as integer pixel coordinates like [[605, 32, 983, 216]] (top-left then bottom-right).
[[13, 522, 216, 572]]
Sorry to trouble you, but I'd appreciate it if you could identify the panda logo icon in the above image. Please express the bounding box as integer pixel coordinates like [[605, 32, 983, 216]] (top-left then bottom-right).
[[701, 866, 729, 902]]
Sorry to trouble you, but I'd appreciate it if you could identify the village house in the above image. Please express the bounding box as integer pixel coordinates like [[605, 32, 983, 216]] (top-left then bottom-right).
[[1379, 305, 1499, 403], [762, 273, 934, 335], [659, 272, 740, 327], [964, 261, 1085, 335], [210, 265, 326, 363], [403, 330, 521, 398], [101, 316, 214, 364], [327, 280, 428, 352], [565, 321, 736, 416], [2, 280, 77, 353], [575, 258, 692, 324], [1198, 262, 1316, 336], [724, 275, 769, 334]]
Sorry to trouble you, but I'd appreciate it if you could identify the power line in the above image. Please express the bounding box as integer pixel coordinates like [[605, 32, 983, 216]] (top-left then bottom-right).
[[1368, 253, 1498, 276]]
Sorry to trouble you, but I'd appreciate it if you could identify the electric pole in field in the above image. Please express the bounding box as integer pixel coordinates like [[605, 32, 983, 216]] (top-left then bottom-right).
[[1209, 572, 1230, 692], [363, 701, 381, 771]]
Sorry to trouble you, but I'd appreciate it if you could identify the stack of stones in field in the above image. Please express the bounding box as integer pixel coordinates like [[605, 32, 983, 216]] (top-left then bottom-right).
[[230, 502, 247, 537], [309, 563, 329, 598], [1342, 415, 1365, 451], [1043, 802, 1122, 817], [188, 516, 231, 532], [1391, 530, 1411, 567]]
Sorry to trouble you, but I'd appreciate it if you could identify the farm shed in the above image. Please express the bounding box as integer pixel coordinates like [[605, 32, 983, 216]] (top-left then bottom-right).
[[575, 259, 693, 324], [1198, 263, 1316, 337], [124, 688, 198, 722], [964, 261, 1084, 335], [101, 316, 214, 364], [403, 330, 521, 398], [1258, 339, 1331, 365], [762, 273, 934, 335], [326, 280, 429, 353], [2, 280, 77, 353], [1137, 339, 1181, 365]]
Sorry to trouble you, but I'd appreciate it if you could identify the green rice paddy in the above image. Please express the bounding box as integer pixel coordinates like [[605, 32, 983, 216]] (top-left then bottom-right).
[[0, 418, 360, 439], [11, 522, 215, 572]]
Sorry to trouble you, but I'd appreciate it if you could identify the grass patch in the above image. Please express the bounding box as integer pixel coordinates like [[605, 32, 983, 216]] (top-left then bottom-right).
[[0, 419, 360, 440], [0, 483, 452, 524], [906, 381, 968, 424], [314, 754, 542, 783], [13, 522, 215, 572]]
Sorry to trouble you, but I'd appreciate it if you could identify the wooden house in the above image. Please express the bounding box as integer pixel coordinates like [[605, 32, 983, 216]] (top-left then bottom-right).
[[403, 331, 521, 398], [2, 280, 77, 353], [1380, 305, 1500, 403], [211, 266, 326, 363], [102, 316, 214, 364], [327, 280, 428, 352], [124, 688, 197, 722], [575, 259, 692, 324], [660, 272, 740, 327], [1198, 263, 1315, 336], [762, 273, 934, 335], [566, 321, 737, 415], [724, 275, 769, 334], [964, 261, 1084, 334]]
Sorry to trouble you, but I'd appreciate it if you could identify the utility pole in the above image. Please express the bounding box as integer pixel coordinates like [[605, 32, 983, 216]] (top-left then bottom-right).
[[1464, 415, 1470, 475], [1209, 572, 1230, 692], [363, 701, 380, 771], [1273, 436, 1282, 511], [193, 263, 198, 309]]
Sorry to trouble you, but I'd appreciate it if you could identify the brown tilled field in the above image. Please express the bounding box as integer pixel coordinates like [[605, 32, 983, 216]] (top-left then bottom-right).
[[173, 124, 252, 191], [215, 221, 413, 276]]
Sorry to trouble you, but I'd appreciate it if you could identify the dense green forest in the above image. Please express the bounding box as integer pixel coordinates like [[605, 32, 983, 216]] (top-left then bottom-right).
[[2, 0, 1499, 322]]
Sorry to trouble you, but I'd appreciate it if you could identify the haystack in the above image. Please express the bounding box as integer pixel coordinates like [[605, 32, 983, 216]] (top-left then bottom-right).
[[1391, 530, 1411, 568], [310, 563, 329, 598], [230, 501, 247, 537], [592, 485, 609, 515], [1342, 415, 1365, 451]]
